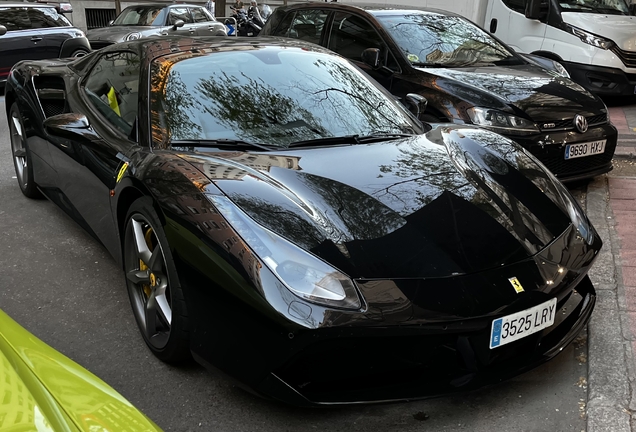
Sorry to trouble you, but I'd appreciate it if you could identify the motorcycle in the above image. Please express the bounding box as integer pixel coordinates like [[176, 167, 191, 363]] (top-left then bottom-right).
[[225, 6, 264, 37]]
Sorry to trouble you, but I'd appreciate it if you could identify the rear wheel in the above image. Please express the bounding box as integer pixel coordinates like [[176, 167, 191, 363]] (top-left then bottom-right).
[[9, 103, 41, 198], [123, 197, 190, 363], [71, 49, 89, 57]]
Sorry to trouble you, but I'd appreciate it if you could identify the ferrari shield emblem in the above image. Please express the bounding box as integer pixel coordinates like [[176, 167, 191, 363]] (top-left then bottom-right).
[[508, 277, 524, 294]]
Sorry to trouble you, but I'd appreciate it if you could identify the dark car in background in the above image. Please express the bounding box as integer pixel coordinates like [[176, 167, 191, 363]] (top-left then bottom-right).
[[86, 3, 226, 50], [261, 2, 618, 182], [5, 36, 600, 405], [0, 3, 90, 85]]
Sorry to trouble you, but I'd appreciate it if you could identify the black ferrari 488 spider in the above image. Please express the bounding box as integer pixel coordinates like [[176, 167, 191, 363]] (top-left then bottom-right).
[[5, 36, 600, 405]]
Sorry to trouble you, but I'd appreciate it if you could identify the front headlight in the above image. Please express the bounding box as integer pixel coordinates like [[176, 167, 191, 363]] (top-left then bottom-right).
[[71, 30, 85, 38], [125, 32, 141, 41], [552, 179, 595, 245], [466, 107, 539, 135], [564, 24, 614, 50], [553, 61, 570, 78], [208, 195, 362, 310]]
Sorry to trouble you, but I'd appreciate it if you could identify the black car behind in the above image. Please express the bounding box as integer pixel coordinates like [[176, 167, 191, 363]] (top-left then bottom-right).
[[0, 3, 90, 85], [260, 2, 618, 182]]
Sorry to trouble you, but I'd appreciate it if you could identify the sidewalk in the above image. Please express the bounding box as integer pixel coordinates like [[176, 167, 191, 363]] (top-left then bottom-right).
[[586, 106, 636, 431], [608, 106, 636, 157]]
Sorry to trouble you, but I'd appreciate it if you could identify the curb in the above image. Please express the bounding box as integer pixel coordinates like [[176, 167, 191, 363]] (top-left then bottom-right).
[[586, 176, 632, 432]]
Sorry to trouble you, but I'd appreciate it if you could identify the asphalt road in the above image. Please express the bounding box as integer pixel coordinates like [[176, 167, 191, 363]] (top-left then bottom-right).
[[0, 95, 589, 432]]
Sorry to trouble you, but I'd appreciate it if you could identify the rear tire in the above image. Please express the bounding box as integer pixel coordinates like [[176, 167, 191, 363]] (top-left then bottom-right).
[[123, 197, 190, 363], [71, 49, 89, 57], [9, 103, 41, 199]]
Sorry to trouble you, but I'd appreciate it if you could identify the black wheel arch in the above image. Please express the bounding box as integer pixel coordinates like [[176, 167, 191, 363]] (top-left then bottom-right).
[[531, 50, 563, 62], [59, 36, 91, 58]]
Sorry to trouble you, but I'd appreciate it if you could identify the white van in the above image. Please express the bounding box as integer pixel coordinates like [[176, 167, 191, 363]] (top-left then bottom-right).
[[341, 0, 636, 96]]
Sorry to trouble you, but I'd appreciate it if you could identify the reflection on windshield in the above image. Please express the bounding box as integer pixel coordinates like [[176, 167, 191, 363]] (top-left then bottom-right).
[[558, 0, 629, 14], [113, 6, 163, 26], [377, 12, 521, 67], [150, 46, 421, 148]]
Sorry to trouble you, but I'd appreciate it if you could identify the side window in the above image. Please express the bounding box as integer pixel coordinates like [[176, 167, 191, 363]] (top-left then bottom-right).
[[271, 11, 296, 37], [168, 7, 193, 25], [191, 7, 213, 23], [0, 7, 30, 31], [27, 7, 70, 28], [328, 12, 397, 70], [83, 51, 140, 138], [501, 0, 526, 14], [284, 9, 329, 45]]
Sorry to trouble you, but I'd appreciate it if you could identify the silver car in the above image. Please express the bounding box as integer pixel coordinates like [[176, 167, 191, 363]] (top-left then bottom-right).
[[87, 3, 226, 49]]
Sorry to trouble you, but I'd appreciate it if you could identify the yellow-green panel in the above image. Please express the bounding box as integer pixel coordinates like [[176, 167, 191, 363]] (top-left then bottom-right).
[[0, 310, 162, 431]]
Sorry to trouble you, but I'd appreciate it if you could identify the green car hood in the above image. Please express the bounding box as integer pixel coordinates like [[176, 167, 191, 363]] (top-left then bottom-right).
[[0, 309, 161, 431]]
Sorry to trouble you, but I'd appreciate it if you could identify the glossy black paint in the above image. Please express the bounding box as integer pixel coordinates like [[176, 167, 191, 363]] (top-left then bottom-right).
[[4, 36, 601, 405], [259, 2, 618, 182]]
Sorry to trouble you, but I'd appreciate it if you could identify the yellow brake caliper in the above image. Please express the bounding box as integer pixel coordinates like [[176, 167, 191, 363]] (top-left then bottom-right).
[[140, 227, 155, 298]]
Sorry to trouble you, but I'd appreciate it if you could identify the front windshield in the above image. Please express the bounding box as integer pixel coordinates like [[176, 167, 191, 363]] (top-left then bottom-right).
[[558, 0, 629, 14], [150, 47, 422, 148], [113, 6, 163, 26], [377, 12, 522, 67]]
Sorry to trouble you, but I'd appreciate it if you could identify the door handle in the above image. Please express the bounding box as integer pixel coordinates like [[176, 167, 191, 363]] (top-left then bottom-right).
[[31, 36, 43, 42], [189, 28, 195, 33]]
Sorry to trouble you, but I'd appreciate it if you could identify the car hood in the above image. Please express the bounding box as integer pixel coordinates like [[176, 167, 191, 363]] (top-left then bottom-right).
[[561, 12, 636, 51], [419, 64, 603, 121], [180, 124, 578, 279], [86, 25, 161, 41], [0, 310, 160, 431]]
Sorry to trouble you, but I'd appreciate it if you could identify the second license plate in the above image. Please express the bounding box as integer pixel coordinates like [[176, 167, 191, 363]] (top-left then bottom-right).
[[565, 140, 606, 160]]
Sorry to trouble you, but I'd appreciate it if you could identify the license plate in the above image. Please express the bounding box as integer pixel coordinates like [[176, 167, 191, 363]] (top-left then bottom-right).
[[490, 298, 557, 349], [564, 140, 606, 160]]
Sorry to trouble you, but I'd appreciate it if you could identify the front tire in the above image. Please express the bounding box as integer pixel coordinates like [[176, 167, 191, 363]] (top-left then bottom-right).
[[9, 103, 41, 198], [123, 197, 190, 363]]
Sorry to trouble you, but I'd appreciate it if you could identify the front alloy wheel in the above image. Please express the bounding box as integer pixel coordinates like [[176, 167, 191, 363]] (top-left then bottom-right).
[[124, 198, 189, 363], [9, 103, 40, 198]]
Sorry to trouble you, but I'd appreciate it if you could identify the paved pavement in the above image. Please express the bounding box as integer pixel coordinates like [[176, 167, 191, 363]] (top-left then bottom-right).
[[587, 105, 636, 431]]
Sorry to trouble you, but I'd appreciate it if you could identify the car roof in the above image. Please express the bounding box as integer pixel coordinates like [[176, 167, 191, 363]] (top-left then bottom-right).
[[83, 35, 338, 68], [121, 3, 204, 8], [275, 2, 460, 18], [0, 3, 58, 8]]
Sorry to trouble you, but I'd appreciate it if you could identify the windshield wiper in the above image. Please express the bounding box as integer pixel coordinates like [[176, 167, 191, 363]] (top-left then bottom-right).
[[288, 133, 413, 148], [171, 139, 277, 151]]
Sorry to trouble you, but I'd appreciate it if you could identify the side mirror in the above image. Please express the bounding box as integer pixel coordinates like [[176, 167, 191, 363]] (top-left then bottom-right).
[[0, 25, 6, 36], [172, 19, 185, 30], [525, 0, 545, 20], [43, 113, 97, 141], [406, 93, 427, 118], [361, 48, 381, 69]]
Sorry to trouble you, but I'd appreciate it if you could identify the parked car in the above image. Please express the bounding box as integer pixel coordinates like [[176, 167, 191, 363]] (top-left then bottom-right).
[[86, 3, 227, 50], [260, 2, 618, 182], [0, 3, 90, 86], [5, 36, 600, 405], [0, 308, 161, 430]]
